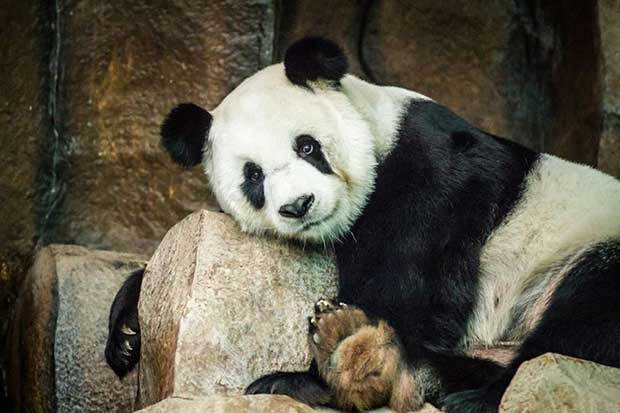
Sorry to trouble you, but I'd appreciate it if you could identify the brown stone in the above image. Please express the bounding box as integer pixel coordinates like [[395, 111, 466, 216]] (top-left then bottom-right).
[[135, 395, 441, 413], [137, 395, 316, 413], [8, 245, 146, 412], [51, 0, 275, 254], [500, 353, 620, 413], [137, 210, 337, 407], [0, 1, 50, 405], [597, 0, 620, 178]]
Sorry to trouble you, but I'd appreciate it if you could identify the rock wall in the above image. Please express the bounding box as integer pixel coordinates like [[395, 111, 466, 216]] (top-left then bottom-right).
[[598, 0, 620, 178]]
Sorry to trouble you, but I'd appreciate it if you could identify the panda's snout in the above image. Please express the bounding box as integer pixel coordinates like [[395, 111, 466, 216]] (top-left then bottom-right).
[[279, 194, 315, 219]]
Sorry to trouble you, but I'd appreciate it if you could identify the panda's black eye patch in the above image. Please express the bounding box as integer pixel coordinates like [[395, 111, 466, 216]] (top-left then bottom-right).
[[241, 162, 265, 209], [294, 135, 333, 175]]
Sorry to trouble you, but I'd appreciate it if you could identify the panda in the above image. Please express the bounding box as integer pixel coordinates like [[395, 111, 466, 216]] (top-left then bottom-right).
[[105, 37, 620, 413]]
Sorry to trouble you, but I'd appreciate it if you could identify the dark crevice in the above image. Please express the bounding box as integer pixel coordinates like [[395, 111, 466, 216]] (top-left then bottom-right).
[[35, 0, 67, 248], [357, 0, 377, 83]]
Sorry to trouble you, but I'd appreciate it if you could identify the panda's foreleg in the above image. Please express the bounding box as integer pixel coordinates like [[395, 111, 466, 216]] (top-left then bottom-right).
[[244, 360, 332, 406], [105, 268, 144, 378], [442, 239, 620, 413]]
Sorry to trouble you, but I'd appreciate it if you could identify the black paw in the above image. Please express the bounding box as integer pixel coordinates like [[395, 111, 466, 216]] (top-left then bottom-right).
[[245, 371, 331, 406], [442, 387, 501, 413], [105, 268, 144, 378]]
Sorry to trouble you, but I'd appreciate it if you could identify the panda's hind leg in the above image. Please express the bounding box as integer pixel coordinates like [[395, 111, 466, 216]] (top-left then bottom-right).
[[443, 239, 620, 413], [105, 268, 144, 378], [308, 300, 423, 412]]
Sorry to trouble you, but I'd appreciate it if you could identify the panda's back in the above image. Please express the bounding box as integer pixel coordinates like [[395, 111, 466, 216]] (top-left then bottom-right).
[[466, 154, 620, 346]]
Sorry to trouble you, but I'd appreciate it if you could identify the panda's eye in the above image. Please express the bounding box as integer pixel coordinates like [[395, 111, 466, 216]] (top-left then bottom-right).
[[299, 142, 314, 157], [244, 162, 264, 184], [296, 135, 315, 158]]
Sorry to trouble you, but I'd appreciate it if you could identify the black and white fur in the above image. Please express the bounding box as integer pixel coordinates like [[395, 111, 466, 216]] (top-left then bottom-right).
[[106, 37, 620, 412]]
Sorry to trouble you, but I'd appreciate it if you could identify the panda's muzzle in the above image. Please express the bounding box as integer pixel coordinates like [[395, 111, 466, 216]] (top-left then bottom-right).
[[279, 194, 315, 219]]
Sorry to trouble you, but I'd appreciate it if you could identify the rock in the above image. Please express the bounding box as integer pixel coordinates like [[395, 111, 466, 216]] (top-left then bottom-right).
[[597, 0, 620, 178], [137, 210, 338, 407], [500, 353, 620, 413], [136, 395, 440, 413], [0, 2, 49, 400], [7, 245, 147, 412], [49, 0, 275, 254], [137, 395, 316, 413]]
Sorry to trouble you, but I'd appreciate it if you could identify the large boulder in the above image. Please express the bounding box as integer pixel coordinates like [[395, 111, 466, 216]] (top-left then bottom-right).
[[135, 395, 441, 413], [8, 245, 146, 412], [138, 210, 338, 407], [500, 353, 620, 412]]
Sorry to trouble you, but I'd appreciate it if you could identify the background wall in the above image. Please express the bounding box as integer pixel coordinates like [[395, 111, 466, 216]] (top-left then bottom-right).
[[1, 0, 619, 406]]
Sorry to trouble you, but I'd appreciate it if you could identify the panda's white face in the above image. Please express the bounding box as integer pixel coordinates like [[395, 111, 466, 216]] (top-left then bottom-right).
[[205, 64, 377, 243]]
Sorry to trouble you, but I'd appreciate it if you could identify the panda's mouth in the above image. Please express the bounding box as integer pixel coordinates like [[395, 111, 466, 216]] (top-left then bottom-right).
[[300, 201, 339, 232]]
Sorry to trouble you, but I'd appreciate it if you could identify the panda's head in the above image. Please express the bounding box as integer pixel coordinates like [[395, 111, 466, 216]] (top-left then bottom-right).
[[161, 38, 392, 243]]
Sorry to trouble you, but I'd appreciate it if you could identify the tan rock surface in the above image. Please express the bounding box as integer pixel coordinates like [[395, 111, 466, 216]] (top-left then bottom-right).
[[138, 210, 338, 406], [8, 245, 146, 412], [137, 395, 316, 413], [500, 353, 620, 413], [136, 395, 441, 413]]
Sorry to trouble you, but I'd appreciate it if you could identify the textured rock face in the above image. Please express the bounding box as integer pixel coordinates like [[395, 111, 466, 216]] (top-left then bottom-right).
[[0, 2, 49, 400], [278, 1, 604, 165], [137, 210, 338, 407], [135, 395, 441, 413], [598, 0, 620, 178], [50, 0, 274, 254], [501, 353, 620, 413], [137, 395, 316, 413], [8, 245, 146, 412]]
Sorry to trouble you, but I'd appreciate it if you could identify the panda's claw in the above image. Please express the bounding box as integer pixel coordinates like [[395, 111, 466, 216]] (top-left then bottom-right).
[[121, 324, 137, 335]]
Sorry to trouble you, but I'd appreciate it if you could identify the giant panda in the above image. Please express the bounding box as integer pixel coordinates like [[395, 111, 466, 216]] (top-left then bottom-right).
[[105, 37, 620, 413]]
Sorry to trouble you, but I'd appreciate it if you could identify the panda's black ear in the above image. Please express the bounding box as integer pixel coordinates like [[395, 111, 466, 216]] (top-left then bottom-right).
[[284, 37, 348, 87], [161, 103, 212, 168]]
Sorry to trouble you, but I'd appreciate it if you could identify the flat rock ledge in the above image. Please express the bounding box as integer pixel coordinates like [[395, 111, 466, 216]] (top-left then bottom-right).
[[501, 353, 620, 413], [138, 210, 338, 407], [136, 395, 441, 413]]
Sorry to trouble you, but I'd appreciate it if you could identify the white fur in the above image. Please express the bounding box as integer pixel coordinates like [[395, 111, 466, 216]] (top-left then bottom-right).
[[465, 154, 620, 346], [202, 64, 415, 244]]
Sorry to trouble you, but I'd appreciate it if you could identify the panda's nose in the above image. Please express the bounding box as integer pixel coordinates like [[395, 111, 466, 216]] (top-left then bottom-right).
[[279, 194, 315, 219]]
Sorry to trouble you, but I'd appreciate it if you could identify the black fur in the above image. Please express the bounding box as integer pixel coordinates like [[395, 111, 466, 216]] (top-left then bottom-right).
[[161, 103, 212, 167], [105, 268, 144, 378], [284, 37, 348, 87], [245, 361, 331, 407], [295, 135, 334, 175], [241, 162, 266, 209]]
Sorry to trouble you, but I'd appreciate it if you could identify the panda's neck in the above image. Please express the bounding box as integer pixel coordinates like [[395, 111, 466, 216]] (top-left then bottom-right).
[[340, 75, 430, 160]]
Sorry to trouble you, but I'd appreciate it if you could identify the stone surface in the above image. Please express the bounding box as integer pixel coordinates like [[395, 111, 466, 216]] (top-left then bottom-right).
[[136, 395, 440, 413], [8, 245, 146, 412], [0, 2, 49, 404], [278, 1, 603, 165], [138, 210, 338, 407], [500, 353, 620, 413], [598, 0, 620, 178], [49, 0, 274, 254], [137, 395, 316, 413]]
